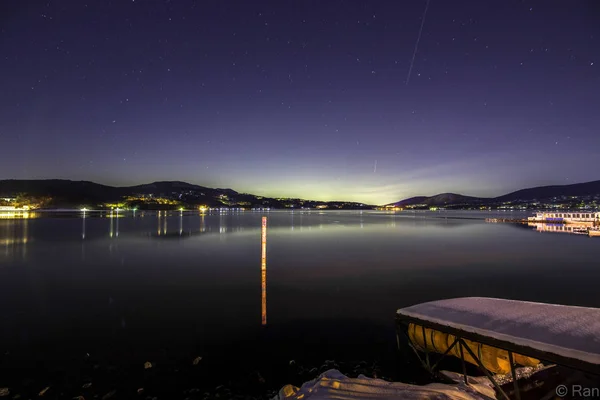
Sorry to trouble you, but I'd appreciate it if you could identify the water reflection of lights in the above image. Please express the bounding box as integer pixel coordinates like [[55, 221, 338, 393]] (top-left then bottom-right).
[[219, 212, 227, 234], [1, 215, 30, 259], [0, 211, 33, 219], [200, 213, 206, 233], [291, 210, 294, 231], [107, 210, 120, 238], [529, 222, 592, 235], [261, 216, 267, 326], [156, 211, 168, 235], [81, 209, 87, 239]]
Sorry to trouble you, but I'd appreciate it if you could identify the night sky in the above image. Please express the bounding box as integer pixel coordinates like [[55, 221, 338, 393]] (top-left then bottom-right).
[[1, 1, 599, 204]]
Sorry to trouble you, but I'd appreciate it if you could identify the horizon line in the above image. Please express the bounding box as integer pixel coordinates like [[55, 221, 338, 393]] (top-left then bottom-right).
[[1, 177, 600, 206]]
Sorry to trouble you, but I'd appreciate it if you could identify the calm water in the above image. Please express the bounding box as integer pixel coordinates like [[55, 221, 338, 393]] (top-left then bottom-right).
[[1, 210, 599, 377]]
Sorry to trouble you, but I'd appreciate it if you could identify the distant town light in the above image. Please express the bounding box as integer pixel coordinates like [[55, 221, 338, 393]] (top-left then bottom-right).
[[81, 208, 88, 212]]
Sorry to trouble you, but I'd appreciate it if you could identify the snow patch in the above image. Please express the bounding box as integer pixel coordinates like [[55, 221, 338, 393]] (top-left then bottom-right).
[[273, 369, 495, 400]]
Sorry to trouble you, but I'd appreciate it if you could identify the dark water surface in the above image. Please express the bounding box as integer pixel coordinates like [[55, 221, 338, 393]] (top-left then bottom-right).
[[1, 210, 599, 393]]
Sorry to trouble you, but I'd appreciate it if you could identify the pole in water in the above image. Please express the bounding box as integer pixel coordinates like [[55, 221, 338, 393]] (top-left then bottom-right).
[[406, 0, 430, 85], [261, 216, 267, 326]]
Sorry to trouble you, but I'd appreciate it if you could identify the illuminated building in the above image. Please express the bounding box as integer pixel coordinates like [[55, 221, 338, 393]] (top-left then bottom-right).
[[0, 206, 30, 211], [378, 205, 403, 211]]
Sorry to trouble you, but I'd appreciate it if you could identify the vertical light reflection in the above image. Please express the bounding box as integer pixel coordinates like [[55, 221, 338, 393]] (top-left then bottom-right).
[[2, 220, 9, 258], [200, 213, 206, 233], [261, 216, 267, 326], [81, 213, 86, 261], [0, 213, 34, 261], [179, 213, 183, 236], [109, 211, 114, 238], [157, 211, 161, 236], [219, 212, 227, 234], [21, 216, 28, 259], [82, 211, 86, 239]]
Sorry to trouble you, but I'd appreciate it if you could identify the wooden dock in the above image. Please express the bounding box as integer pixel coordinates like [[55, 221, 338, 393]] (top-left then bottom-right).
[[485, 218, 529, 224]]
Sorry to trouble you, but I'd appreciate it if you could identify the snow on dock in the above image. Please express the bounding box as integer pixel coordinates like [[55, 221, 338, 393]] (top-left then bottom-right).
[[273, 369, 495, 400], [397, 297, 600, 371]]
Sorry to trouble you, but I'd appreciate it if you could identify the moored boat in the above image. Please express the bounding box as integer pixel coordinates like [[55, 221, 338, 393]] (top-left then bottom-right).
[[528, 211, 600, 224]]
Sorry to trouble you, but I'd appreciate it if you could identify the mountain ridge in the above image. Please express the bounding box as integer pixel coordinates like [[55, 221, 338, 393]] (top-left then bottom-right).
[[1, 179, 599, 208], [0, 179, 371, 209], [389, 180, 600, 206]]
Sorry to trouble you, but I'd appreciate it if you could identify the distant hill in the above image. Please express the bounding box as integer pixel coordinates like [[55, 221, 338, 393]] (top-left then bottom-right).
[[393, 196, 428, 206], [126, 181, 238, 197], [0, 179, 372, 209], [393, 193, 483, 207], [389, 180, 600, 207], [0, 179, 122, 203], [494, 180, 600, 202]]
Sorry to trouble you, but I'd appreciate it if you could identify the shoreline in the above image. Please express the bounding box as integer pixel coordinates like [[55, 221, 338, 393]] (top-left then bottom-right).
[[0, 346, 418, 400]]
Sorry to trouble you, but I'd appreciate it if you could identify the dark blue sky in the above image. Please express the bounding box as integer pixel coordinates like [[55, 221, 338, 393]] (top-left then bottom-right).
[[1, 0, 599, 204]]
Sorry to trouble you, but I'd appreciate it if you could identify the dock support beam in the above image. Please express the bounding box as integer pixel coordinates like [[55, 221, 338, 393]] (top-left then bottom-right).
[[508, 351, 521, 400], [399, 321, 523, 399], [459, 341, 468, 385], [421, 325, 431, 370], [430, 337, 459, 372], [458, 339, 511, 400]]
